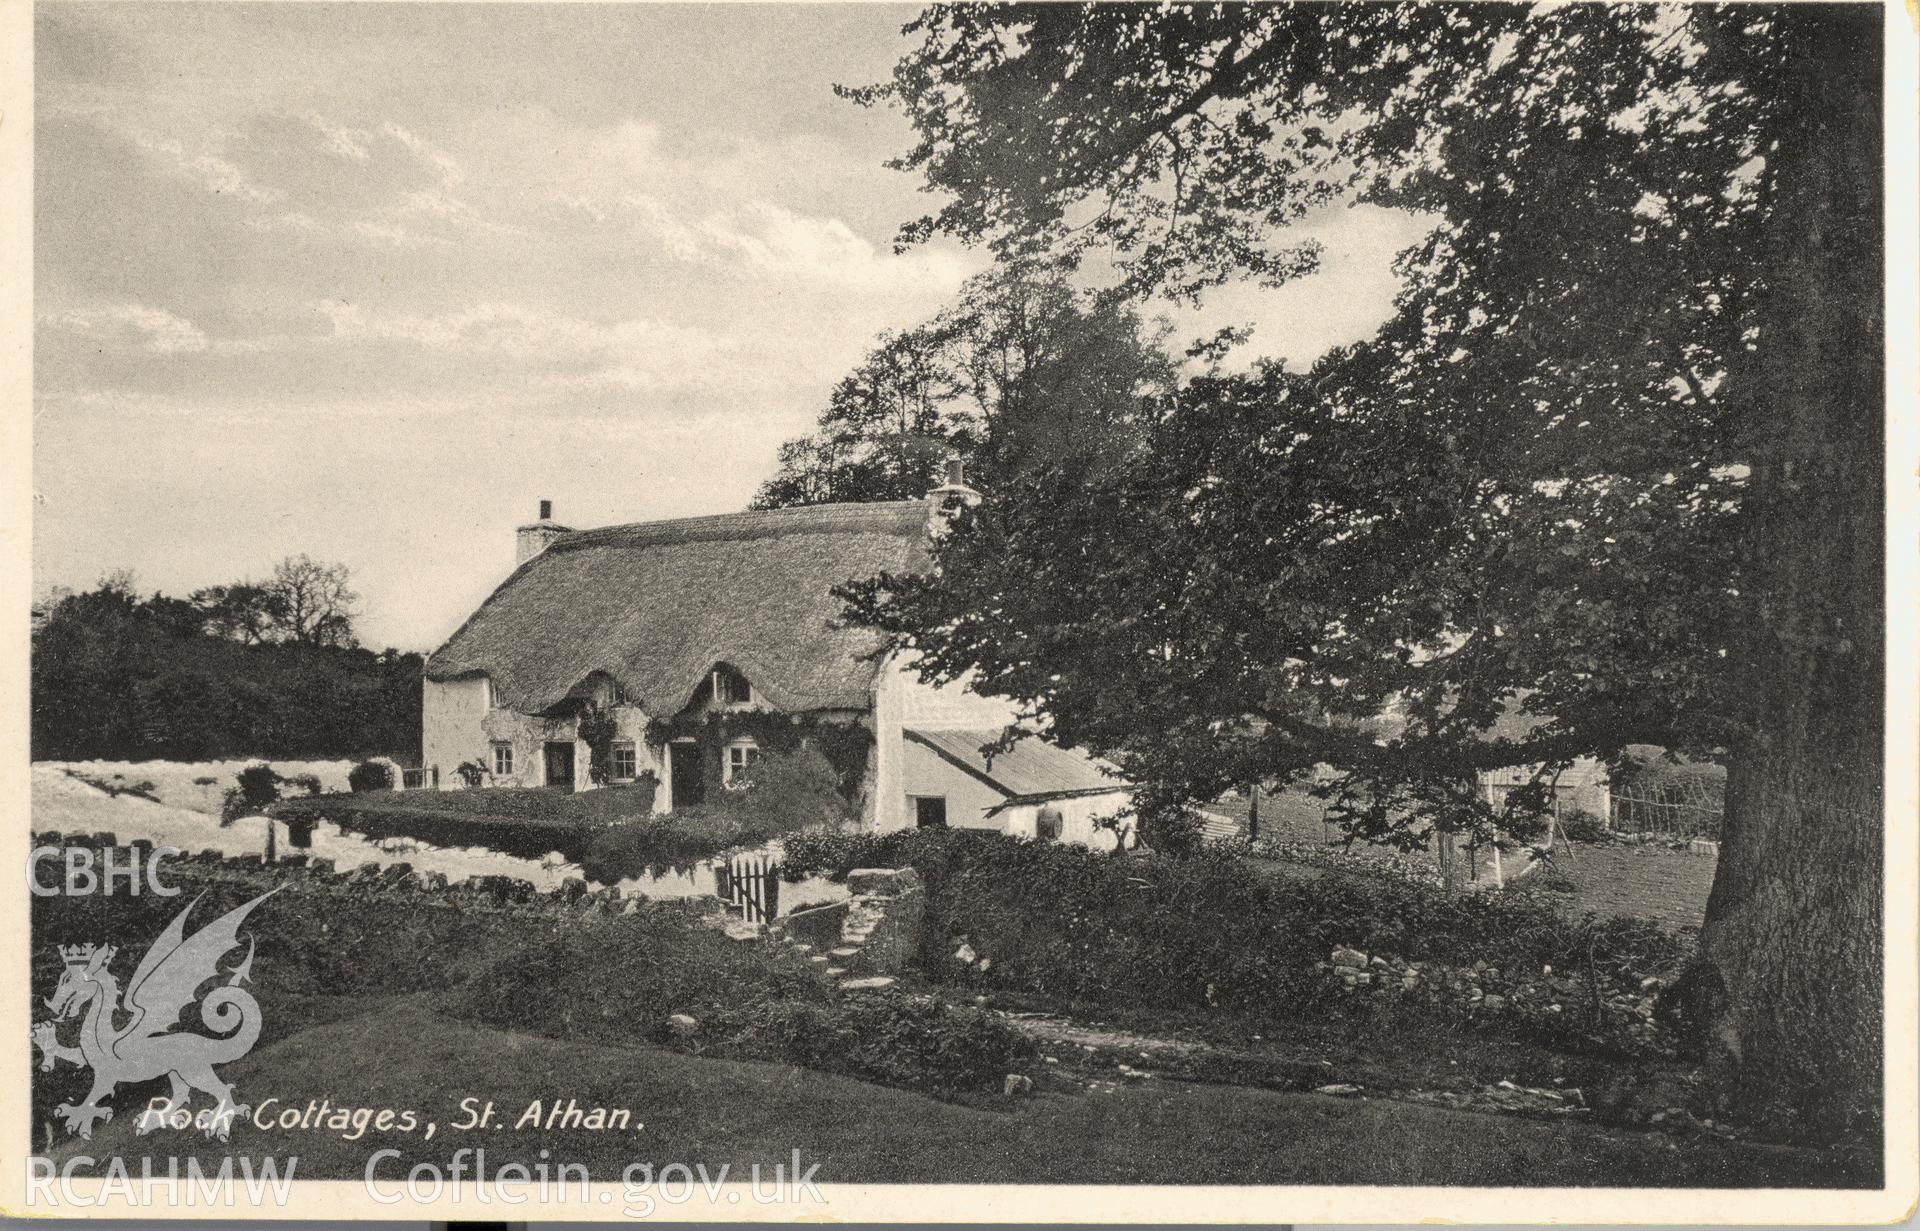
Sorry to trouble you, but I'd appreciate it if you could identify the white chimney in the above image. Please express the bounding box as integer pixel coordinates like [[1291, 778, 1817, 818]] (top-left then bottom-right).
[[516, 499, 573, 565], [925, 458, 981, 536]]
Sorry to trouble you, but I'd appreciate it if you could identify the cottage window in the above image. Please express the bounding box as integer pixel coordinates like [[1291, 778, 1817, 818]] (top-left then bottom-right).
[[723, 739, 760, 787], [710, 665, 754, 707], [611, 742, 637, 781], [1035, 805, 1064, 843], [483, 676, 501, 710], [913, 795, 948, 829], [491, 742, 513, 777]]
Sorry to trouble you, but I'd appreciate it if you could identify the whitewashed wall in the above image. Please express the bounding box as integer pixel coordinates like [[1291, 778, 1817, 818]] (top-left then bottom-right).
[[996, 790, 1136, 851], [870, 651, 1022, 831], [422, 673, 660, 800]]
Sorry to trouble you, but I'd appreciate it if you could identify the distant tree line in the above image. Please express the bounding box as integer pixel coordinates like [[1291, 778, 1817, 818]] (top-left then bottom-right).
[[31, 560, 421, 762]]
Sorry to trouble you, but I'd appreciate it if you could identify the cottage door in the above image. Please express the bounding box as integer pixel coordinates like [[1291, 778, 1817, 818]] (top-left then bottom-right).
[[668, 741, 705, 810], [544, 741, 575, 790]]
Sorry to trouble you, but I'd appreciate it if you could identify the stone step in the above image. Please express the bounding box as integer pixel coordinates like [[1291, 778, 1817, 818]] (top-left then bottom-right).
[[824, 966, 847, 978], [828, 946, 861, 959], [807, 955, 830, 968], [789, 943, 813, 955], [837, 976, 896, 993]]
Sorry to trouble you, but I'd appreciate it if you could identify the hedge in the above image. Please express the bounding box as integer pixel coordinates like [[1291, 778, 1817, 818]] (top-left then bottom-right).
[[781, 829, 1692, 1022], [275, 751, 855, 873], [268, 788, 644, 862]]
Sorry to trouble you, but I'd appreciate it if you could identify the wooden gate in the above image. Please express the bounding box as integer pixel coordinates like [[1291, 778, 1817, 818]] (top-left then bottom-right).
[[714, 852, 782, 923]]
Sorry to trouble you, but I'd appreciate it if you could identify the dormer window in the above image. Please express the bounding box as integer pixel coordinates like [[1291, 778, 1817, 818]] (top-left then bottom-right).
[[709, 664, 754, 707]]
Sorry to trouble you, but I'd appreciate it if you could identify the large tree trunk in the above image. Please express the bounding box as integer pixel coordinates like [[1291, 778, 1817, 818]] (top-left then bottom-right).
[[1685, 5, 1884, 1144]]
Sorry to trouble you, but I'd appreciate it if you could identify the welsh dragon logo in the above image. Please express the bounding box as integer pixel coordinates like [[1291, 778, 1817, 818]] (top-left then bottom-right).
[[34, 888, 278, 1141]]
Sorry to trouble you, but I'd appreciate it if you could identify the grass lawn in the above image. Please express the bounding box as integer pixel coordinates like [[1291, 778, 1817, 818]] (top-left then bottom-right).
[[50, 999, 1859, 1188], [1543, 841, 1718, 931], [1216, 788, 1719, 933]]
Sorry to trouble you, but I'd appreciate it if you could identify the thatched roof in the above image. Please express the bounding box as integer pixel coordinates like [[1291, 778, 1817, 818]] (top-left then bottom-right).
[[427, 501, 932, 715]]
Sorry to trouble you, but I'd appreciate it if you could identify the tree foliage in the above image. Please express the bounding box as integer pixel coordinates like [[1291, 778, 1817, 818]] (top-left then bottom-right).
[[753, 266, 1173, 509], [841, 3, 1883, 1136], [265, 554, 360, 648], [182, 554, 360, 648], [31, 574, 420, 761]]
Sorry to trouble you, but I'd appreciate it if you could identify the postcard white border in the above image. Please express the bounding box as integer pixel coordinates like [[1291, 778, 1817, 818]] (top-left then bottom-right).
[[0, 0, 1912, 1222]]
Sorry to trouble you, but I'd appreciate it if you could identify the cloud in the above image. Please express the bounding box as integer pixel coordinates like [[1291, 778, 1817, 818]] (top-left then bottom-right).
[[219, 111, 462, 216], [314, 299, 756, 392], [378, 121, 465, 189], [566, 191, 974, 295], [72, 107, 483, 249], [123, 131, 283, 205], [700, 201, 971, 291], [42, 303, 211, 354]]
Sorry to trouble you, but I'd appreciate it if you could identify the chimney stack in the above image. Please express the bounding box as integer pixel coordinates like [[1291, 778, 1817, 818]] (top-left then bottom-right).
[[925, 458, 981, 537], [516, 499, 573, 566]]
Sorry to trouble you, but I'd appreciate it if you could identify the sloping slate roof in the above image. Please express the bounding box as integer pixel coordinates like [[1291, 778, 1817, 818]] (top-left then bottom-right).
[[426, 501, 933, 715], [904, 728, 1124, 801]]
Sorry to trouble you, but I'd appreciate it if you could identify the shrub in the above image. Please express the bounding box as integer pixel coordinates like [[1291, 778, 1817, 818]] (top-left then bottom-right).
[[223, 762, 283, 822], [1135, 801, 1205, 858], [348, 759, 394, 793], [236, 763, 282, 807], [725, 746, 854, 833], [578, 702, 620, 785], [581, 810, 765, 880], [284, 772, 324, 797], [622, 771, 660, 815], [454, 758, 489, 788], [580, 748, 851, 881], [1559, 809, 1611, 843]]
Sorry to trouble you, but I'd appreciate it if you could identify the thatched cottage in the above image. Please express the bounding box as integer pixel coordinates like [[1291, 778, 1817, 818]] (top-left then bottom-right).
[[421, 478, 1133, 847]]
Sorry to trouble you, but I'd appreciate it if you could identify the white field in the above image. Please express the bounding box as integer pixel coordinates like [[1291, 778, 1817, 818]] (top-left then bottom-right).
[[32, 761, 846, 910]]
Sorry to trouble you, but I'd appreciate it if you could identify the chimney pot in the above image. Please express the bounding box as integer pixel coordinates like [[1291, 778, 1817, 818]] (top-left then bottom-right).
[[517, 500, 573, 566], [925, 455, 981, 538]]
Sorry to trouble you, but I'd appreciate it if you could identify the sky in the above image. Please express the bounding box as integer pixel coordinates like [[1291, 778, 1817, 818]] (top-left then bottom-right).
[[34, 2, 1427, 651]]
